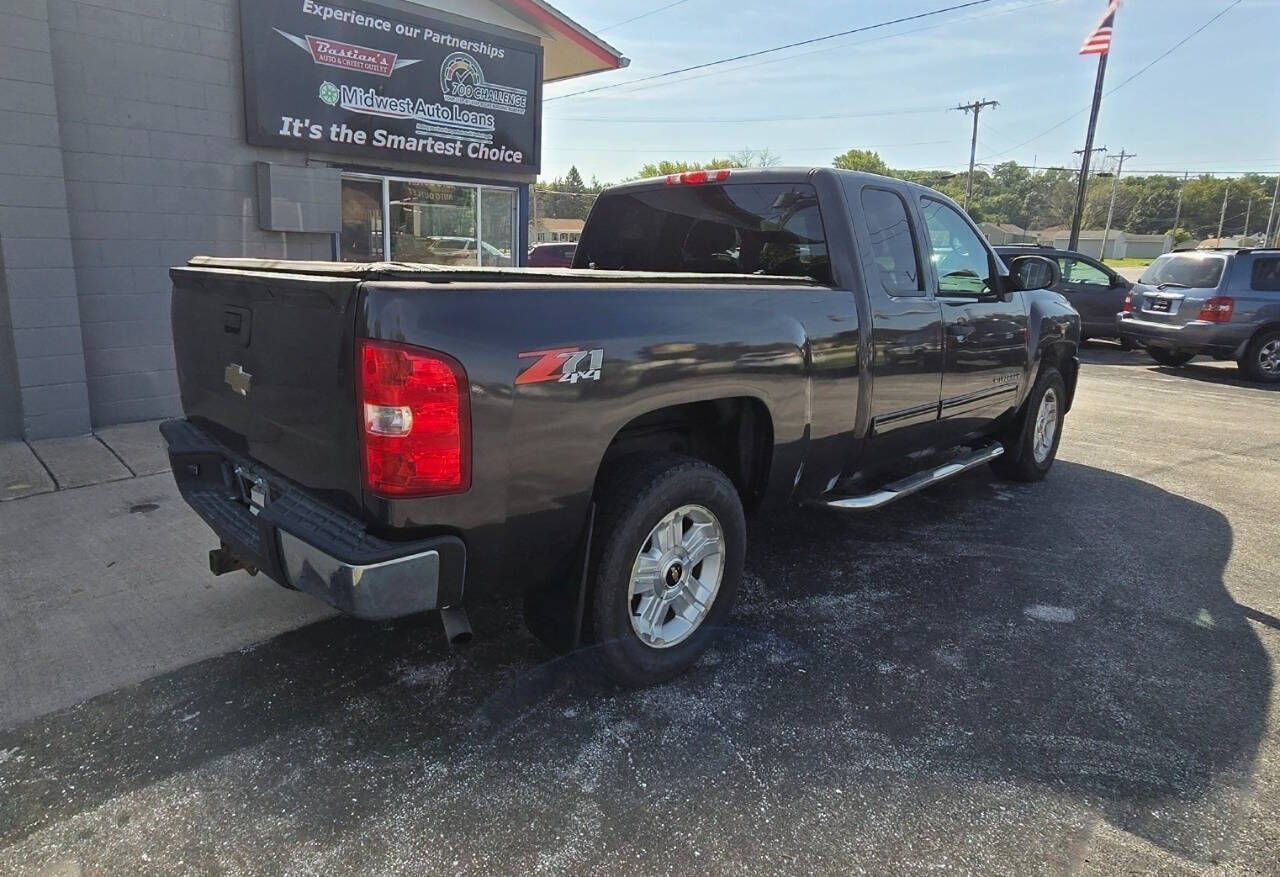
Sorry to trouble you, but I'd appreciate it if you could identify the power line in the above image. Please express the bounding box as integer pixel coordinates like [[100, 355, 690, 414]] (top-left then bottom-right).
[[573, 0, 1061, 102], [594, 0, 694, 33], [545, 139, 953, 154], [545, 106, 951, 124], [982, 0, 1243, 160], [545, 0, 996, 102]]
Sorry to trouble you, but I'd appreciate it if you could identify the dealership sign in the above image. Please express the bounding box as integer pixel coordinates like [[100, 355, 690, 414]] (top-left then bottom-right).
[[240, 0, 542, 171]]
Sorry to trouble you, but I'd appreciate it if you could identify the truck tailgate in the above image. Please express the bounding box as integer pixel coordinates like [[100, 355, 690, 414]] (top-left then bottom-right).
[[170, 265, 364, 512]]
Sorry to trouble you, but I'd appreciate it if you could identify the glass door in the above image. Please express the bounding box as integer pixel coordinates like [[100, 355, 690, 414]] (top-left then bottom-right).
[[340, 177, 385, 261], [480, 188, 517, 267]]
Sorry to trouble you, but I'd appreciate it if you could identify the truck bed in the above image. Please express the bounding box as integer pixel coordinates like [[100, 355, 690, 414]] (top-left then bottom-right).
[[185, 256, 827, 287]]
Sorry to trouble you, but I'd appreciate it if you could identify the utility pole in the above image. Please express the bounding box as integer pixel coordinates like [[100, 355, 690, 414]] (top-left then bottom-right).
[[1171, 171, 1189, 241], [1243, 196, 1252, 238], [954, 98, 998, 212], [1265, 173, 1279, 247], [1216, 182, 1231, 241], [1099, 148, 1133, 262]]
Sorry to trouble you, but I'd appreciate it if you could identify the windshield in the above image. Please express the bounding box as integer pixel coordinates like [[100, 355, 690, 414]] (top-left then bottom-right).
[[575, 182, 831, 284], [1139, 253, 1226, 288]]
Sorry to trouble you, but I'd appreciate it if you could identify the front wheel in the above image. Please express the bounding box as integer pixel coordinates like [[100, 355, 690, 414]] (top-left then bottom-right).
[[991, 367, 1066, 482], [588, 455, 746, 687], [1148, 347, 1194, 367]]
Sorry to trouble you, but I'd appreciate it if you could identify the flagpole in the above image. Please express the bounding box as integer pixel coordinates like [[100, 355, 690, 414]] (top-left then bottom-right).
[[1068, 52, 1108, 252]]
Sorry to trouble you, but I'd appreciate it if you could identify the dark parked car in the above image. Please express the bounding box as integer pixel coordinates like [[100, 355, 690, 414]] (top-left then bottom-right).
[[1118, 248, 1280, 382], [162, 168, 1079, 687], [995, 245, 1131, 344], [528, 242, 577, 267]]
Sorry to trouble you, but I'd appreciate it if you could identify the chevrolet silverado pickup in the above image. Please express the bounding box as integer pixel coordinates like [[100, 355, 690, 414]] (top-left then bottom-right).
[[163, 168, 1079, 686]]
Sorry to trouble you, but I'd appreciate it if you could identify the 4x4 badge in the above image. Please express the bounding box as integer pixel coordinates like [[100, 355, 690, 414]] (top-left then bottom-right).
[[516, 348, 604, 385]]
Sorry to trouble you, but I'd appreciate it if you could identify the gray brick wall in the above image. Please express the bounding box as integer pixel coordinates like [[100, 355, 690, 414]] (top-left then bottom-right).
[[1, 0, 536, 437], [0, 0, 93, 439], [45, 0, 333, 428]]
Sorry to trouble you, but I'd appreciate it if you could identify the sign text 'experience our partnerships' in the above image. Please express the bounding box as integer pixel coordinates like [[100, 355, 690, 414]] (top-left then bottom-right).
[[240, 0, 542, 171]]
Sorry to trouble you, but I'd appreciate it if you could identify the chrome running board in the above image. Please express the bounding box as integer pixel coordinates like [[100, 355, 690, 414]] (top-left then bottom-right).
[[818, 443, 1005, 511]]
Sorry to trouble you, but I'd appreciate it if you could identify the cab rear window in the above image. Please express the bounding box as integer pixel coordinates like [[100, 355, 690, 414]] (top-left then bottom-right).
[[575, 183, 831, 284], [1139, 254, 1225, 288]]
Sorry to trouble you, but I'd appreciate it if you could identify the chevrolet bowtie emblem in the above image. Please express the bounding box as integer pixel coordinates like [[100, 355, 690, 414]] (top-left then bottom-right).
[[224, 363, 253, 396]]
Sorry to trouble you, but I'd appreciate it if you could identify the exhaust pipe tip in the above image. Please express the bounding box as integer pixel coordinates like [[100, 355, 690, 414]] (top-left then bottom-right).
[[439, 606, 473, 646]]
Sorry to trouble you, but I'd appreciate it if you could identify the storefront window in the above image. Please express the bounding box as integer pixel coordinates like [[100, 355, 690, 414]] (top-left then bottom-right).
[[341, 174, 518, 266], [389, 181, 476, 266], [340, 178, 384, 261]]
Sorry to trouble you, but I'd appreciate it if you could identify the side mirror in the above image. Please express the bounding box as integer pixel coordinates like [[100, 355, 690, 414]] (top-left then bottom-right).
[[1006, 254, 1060, 292], [1110, 274, 1128, 289]]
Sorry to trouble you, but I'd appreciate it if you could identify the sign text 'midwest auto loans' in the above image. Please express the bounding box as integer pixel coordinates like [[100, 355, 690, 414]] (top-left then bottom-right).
[[240, 0, 541, 171]]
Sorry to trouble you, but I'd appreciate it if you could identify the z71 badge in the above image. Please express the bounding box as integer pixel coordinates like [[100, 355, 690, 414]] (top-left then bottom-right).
[[516, 347, 604, 385]]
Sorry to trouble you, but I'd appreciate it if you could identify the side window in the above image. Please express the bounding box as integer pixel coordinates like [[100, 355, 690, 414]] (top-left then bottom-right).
[[860, 187, 922, 295], [1251, 257, 1280, 291], [919, 198, 993, 296], [1061, 258, 1110, 286]]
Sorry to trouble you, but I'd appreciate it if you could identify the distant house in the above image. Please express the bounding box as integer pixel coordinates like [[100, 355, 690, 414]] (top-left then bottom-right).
[[979, 222, 1037, 245], [1034, 226, 1068, 245], [1199, 235, 1262, 249], [1120, 233, 1174, 260], [1048, 230, 1171, 260], [1052, 230, 1126, 260], [532, 218, 585, 243]]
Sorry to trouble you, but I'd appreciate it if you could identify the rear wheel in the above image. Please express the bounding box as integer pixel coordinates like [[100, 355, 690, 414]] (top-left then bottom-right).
[[1119, 336, 1136, 351], [991, 367, 1066, 482], [1239, 329, 1280, 383], [1148, 347, 1195, 367], [587, 455, 745, 687]]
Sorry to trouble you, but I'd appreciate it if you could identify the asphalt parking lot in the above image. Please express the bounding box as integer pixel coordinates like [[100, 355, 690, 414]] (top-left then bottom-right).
[[2, 344, 1278, 875]]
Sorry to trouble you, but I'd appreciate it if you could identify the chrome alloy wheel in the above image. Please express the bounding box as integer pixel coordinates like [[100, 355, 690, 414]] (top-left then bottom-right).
[[1032, 387, 1060, 464], [1258, 338, 1280, 377], [627, 504, 725, 649]]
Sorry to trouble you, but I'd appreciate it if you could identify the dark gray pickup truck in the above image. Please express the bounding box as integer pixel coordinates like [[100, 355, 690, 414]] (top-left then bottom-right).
[[163, 168, 1079, 686]]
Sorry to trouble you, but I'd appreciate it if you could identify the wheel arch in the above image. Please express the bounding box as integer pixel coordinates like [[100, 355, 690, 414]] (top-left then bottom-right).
[[596, 395, 776, 513]]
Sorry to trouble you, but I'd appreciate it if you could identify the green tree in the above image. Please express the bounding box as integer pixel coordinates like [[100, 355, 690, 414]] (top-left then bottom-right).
[[832, 148, 889, 175]]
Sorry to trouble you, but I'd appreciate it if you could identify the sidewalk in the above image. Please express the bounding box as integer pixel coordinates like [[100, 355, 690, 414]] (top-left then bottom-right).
[[1, 419, 171, 501], [0, 421, 332, 728]]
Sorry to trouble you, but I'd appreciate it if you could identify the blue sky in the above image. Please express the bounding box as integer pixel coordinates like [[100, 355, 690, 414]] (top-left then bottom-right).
[[539, 0, 1280, 183]]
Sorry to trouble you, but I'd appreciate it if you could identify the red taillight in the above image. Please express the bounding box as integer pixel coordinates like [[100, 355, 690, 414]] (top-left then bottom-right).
[[358, 340, 470, 497], [1198, 296, 1234, 323], [664, 169, 731, 186], [1121, 291, 1133, 315]]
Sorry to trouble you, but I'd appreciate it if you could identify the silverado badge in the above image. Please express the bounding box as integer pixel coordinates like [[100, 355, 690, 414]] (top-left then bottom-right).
[[224, 363, 253, 396]]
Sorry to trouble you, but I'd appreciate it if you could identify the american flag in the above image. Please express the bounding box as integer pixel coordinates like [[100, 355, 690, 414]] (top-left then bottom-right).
[[1080, 0, 1120, 55]]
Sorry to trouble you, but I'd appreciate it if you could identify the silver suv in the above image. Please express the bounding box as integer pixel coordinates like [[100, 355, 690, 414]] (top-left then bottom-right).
[[1117, 249, 1280, 382]]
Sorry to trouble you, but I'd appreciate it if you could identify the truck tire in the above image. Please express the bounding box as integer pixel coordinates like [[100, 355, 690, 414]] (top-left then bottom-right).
[[587, 455, 745, 687], [991, 367, 1066, 483], [1238, 328, 1280, 383], [1148, 347, 1194, 367]]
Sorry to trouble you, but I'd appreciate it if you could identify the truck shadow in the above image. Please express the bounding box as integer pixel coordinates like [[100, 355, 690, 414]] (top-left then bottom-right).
[[0, 463, 1268, 868]]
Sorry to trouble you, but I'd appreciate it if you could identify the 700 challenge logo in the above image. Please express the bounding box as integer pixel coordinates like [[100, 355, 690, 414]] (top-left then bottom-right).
[[516, 347, 604, 385]]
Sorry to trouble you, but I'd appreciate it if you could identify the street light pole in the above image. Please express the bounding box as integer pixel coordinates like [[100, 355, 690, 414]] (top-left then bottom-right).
[[1171, 170, 1188, 241], [1217, 182, 1231, 241], [1099, 148, 1133, 261], [1265, 174, 1279, 247], [954, 98, 998, 212]]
